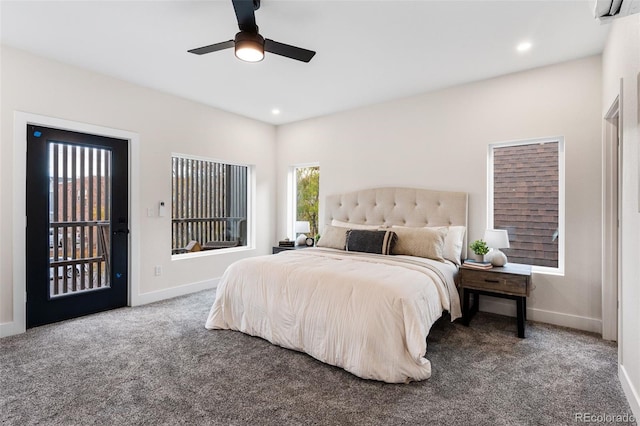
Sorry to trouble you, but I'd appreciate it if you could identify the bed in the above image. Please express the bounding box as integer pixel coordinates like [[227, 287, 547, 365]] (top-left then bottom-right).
[[206, 187, 468, 383]]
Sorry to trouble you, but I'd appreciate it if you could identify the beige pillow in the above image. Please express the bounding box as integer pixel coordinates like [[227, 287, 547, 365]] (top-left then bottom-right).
[[316, 225, 348, 250], [391, 227, 447, 262], [331, 219, 380, 230], [433, 226, 466, 266]]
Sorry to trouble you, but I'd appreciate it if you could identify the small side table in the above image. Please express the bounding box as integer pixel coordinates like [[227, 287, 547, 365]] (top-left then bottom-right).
[[272, 245, 311, 254], [458, 263, 532, 338]]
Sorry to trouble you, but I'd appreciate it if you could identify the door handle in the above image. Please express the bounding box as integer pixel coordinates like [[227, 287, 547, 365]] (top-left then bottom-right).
[[113, 229, 130, 235]]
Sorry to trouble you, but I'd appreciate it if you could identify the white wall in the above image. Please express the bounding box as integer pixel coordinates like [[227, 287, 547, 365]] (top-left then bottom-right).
[[602, 15, 640, 419], [0, 46, 277, 333], [2, 16, 635, 414], [276, 55, 603, 333]]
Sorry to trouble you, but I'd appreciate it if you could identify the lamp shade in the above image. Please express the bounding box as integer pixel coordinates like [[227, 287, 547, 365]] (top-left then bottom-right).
[[483, 229, 510, 249], [295, 221, 311, 234]]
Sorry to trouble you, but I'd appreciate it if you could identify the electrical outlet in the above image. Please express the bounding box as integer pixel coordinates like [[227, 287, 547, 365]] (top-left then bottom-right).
[[154, 265, 162, 276]]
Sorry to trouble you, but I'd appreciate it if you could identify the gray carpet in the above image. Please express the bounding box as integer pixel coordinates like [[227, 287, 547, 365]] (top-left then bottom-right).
[[0, 290, 635, 426]]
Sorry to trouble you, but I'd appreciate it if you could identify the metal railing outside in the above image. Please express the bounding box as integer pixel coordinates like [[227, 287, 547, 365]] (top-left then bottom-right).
[[49, 142, 111, 298]]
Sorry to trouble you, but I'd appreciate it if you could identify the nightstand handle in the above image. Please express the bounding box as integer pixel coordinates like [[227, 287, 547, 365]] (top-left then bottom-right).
[[484, 279, 500, 283]]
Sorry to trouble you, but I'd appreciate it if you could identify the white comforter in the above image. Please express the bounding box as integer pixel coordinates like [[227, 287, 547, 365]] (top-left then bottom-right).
[[205, 248, 461, 383]]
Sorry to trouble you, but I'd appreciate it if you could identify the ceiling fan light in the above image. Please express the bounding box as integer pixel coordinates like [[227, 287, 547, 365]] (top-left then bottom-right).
[[234, 32, 264, 62], [235, 44, 264, 62]]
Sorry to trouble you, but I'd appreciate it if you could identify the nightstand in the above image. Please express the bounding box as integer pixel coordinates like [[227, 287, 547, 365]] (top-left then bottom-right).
[[458, 263, 532, 338], [272, 245, 311, 254]]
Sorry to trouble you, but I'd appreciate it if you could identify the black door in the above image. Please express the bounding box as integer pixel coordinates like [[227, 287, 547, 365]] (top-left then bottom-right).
[[26, 125, 129, 328]]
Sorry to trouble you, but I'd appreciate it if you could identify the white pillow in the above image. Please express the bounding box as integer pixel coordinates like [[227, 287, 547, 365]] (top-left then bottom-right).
[[331, 219, 380, 230], [433, 226, 466, 266]]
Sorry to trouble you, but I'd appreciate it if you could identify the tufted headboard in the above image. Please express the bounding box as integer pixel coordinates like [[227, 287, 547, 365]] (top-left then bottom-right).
[[325, 187, 469, 257]]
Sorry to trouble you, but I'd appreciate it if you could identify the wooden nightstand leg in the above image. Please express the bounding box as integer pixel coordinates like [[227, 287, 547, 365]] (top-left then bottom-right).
[[462, 288, 471, 326], [524, 297, 527, 321], [469, 291, 479, 318], [516, 297, 525, 338], [462, 289, 479, 326]]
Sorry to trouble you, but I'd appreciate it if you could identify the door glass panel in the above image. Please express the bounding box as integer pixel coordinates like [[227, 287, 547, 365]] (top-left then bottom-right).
[[49, 142, 111, 298]]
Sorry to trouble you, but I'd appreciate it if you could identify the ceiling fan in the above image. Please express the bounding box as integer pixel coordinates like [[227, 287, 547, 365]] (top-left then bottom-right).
[[188, 0, 316, 63]]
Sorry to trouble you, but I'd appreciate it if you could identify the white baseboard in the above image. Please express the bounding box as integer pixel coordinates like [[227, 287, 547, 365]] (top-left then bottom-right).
[[0, 320, 26, 338], [479, 296, 602, 334], [620, 365, 640, 420], [132, 278, 219, 306]]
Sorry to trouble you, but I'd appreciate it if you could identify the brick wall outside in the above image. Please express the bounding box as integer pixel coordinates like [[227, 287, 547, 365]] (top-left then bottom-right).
[[493, 142, 559, 267]]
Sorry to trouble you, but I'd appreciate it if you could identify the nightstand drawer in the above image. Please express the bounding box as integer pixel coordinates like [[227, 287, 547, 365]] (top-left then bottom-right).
[[459, 270, 529, 296]]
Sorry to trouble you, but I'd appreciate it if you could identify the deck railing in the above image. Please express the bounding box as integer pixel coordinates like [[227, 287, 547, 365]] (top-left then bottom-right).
[[171, 217, 246, 254], [49, 220, 110, 296]]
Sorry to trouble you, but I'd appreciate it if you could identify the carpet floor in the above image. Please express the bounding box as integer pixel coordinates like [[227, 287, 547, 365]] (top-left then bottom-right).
[[0, 289, 635, 426]]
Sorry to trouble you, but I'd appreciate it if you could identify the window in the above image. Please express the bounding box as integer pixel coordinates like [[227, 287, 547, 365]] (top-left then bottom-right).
[[488, 138, 564, 273], [171, 154, 250, 255], [293, 165, 320, 239]]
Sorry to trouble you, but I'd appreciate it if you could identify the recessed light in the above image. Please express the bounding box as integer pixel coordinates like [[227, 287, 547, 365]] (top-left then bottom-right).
[[517, 42, 532, 52], [271, 109, 281, 115]]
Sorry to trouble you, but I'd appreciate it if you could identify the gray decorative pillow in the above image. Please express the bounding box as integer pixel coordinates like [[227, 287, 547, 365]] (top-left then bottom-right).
[[316, 225, 348, 250], [391, 227, 447, 262], [345, 230, 397, 255]]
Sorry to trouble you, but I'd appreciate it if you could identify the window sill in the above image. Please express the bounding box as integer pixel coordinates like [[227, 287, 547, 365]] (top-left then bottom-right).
[[528, 264, 564, 277], [171, 245, 254, 261]]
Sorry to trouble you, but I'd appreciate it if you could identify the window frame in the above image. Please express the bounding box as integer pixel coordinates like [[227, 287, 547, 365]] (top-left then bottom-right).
[[170, 152, 254, 260], [288, 162, 320, 240], [487, 136, 565, 275]]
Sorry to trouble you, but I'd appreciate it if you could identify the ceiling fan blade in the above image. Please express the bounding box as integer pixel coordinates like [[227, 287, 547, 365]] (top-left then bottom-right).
[[264, 39, 316, 63], [188, 40, 235, 55], [232, 0, 257, 32]]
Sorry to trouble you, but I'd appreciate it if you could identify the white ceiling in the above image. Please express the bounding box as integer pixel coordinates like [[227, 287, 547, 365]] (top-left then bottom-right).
[[0, 1, 610, 125]]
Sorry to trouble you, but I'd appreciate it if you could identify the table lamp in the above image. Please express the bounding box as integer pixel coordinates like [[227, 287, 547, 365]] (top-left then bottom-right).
[[484, 229, 510, 266], [295, 221, 311, 246]]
